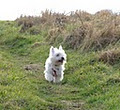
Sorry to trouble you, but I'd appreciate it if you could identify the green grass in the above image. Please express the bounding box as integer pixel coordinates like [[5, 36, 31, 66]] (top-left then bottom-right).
[[0, 21, 120, 110]]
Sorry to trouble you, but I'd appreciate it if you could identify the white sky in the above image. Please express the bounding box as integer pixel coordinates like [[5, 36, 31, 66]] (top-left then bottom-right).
[[0, 0, 120, 20]]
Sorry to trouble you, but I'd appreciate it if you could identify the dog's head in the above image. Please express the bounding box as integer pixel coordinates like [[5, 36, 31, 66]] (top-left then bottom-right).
[[49, 45, 67, 66]]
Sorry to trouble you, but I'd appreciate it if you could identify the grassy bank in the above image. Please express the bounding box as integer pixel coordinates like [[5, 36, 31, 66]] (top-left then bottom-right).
[[0, 10, 120, 110]]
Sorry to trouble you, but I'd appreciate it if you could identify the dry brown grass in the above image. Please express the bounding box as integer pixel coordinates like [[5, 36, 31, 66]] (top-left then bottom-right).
[[46, 27, 62, 43], [99, 48, 120, 65], [16, 10, 120, 51], [64, 25, 88, 49], [16, 10, 68, 32]]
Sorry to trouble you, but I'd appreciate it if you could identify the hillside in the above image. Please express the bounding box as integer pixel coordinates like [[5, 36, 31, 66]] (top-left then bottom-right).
[[0, 10, 120, 110]]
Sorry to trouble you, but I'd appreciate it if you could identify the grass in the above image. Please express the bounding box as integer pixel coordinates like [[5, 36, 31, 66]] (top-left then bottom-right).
[[0, 10, 120, 110]]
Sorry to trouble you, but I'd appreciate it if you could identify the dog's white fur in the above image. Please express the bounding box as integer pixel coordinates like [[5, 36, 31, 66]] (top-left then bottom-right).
[[44, 45, 67, 83]]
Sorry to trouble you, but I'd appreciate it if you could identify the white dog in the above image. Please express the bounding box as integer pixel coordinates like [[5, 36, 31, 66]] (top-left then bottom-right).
[[44, 45, 67, 83]]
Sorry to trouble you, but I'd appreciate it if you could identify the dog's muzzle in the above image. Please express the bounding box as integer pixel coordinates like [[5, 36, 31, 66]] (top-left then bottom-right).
[[58, 57, 64, 63]]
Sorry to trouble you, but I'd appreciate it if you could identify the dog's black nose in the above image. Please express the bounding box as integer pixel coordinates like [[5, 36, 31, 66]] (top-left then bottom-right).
[[61, 57, 64, 60]]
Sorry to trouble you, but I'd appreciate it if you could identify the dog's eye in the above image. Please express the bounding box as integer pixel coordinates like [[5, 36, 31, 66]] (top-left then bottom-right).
[[56, 54, 60, 57]]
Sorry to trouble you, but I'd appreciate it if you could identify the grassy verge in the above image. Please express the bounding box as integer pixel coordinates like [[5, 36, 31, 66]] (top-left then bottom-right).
[[0, 11, 120, 110]]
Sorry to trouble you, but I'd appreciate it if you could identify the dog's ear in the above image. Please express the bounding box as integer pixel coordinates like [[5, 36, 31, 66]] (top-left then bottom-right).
[[59, 45, 65, 53], [50, 46, 54, 55], [59, 45, 63, 50]]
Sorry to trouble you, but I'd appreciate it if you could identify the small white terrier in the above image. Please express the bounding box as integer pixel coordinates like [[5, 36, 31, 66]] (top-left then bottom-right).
[[44, 45, 67, 83]]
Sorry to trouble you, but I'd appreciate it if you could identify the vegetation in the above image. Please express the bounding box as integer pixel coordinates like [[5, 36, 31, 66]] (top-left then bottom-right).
[[0, 10, 120, 110]]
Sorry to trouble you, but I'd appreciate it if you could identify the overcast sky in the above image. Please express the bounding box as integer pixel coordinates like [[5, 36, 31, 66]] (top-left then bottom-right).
[[0, 0, 120, 20]]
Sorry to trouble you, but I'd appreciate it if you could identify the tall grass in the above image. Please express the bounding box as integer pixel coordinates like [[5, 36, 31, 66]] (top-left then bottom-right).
[[16, 10, 120, 51]]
